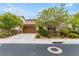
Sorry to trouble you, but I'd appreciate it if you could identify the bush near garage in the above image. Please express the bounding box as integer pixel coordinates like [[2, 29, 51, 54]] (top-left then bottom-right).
[[37, 28, 49, 37]]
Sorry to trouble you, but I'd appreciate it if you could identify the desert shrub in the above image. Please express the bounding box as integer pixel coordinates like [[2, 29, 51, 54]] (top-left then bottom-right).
[[68, 33, 79, 38], [35, 34, 40, 38], [59, 28, 69, 37], [11, 30, 19, 35], [37, 28, 49, 37], [70, 30, 79, 35], [0, 32, 9, 38], [47, 35, 51, 38], [39, 27, 43, 29]]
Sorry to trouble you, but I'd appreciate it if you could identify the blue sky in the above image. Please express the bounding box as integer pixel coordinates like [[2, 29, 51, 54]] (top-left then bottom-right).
[[0, 3, 79, 19]]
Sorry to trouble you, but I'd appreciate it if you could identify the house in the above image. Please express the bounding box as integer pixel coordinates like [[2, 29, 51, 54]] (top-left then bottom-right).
[[12, 16, 36, 34], [21, 17, 54, 33], [23, 19, 37, 33]]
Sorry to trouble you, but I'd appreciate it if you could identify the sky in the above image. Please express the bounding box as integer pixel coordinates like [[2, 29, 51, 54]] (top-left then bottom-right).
[[0, 3, 79, 19]]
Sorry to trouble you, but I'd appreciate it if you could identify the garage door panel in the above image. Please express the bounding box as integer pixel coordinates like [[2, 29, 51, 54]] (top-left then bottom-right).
[[23, 25, 36, 33]]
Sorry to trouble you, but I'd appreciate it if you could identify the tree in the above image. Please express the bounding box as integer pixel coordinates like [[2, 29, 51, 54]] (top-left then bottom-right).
[[36, 8, 54, 28], [69, 12, 79, 32], [0, 12, 23, 35], [53, 4, 69, 31], [36, 4, 69, 34]]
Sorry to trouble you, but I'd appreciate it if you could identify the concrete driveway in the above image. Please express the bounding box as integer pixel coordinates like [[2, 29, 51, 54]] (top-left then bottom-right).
[[0, 33, 36, 43], [0, 33, 79, 44]]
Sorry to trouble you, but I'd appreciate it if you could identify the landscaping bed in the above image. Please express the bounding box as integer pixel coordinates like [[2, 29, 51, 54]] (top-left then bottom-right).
[[35, 28, 79, 39], [35, 4, 79, 39]]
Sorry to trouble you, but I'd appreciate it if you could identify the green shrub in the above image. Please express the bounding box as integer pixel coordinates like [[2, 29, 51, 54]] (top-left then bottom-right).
[[47, 35, 51, 38], [11, 30, 18, 35], [35, 34, 40, 38], [59, 28, 69, 37], [37, 28, 49, 37], [39, 27, 43, 29], [0, 32, 9, 38], [70, 30, 79, 35], [68, 33, 79, 38]]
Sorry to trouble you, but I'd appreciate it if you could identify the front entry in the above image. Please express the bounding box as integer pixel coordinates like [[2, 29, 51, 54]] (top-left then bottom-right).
[[23, 24, 36, 33]]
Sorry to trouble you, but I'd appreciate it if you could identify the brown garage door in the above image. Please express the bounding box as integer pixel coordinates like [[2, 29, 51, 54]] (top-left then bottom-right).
[[23, 24, 36, 33]]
